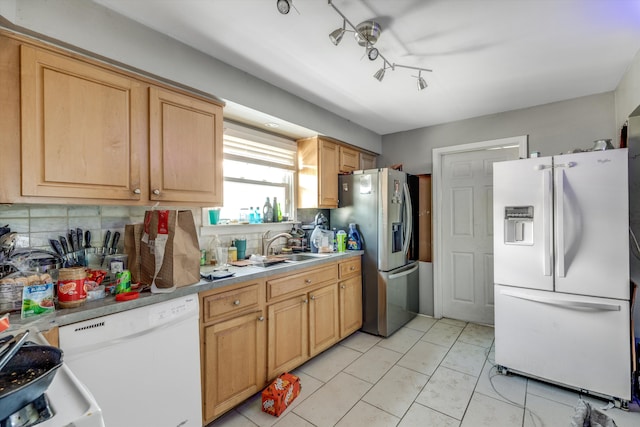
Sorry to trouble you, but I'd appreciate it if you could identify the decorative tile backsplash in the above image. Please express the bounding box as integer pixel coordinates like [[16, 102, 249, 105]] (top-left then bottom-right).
[[0, 204, 300, 260], [0, 205, 200, 252]]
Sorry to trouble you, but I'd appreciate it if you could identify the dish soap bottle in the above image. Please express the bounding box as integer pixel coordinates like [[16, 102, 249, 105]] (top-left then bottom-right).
[[347, 223, 362, 250]]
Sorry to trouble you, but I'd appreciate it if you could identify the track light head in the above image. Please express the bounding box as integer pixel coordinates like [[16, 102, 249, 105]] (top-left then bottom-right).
[[329, 26, 345, 45], [417, 71, 428, 91], [276, 0, 291, 15], [373, 67, 385, 82]]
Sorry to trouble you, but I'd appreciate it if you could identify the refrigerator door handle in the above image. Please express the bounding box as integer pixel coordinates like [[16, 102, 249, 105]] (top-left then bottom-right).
[[543, 168, 553, 276], [555, 168, 566, 278], [402, 182, 413, 257], [388, 263, 419, 280], [500, 289, 621, 311]]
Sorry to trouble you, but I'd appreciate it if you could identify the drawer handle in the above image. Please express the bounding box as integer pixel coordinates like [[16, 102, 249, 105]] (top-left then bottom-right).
[[258, 316, 265, 322], [305, 279, 312, 284], [234, 300, 241, 306], [303, 298, 308, 304]]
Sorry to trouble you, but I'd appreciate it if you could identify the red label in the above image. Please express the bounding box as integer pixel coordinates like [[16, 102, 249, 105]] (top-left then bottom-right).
[[157, 210, 169, 234], [57, 279, 87, 302]]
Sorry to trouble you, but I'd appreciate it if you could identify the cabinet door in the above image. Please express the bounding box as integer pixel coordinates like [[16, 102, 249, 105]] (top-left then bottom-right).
[[202, 310, 266, 422], [318, 139, 339, 208], [309, 283, 339, 357], [20, 45, 144, 201], [360, 152, 377, 170], [339, 275, 363, 338], [149, 87, 223, 204], [267, 294, 308, 379], [339, 146, 359, 173]]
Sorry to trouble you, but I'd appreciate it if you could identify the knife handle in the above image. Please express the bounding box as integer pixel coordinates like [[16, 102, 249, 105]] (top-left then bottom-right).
[[49, 239, 64, 257], [84, 230, 92, 248], [111, 231, 121, 252], [76, 228, 83, 248], [103, 230, 111, 249], [59, 236, 69, 254]]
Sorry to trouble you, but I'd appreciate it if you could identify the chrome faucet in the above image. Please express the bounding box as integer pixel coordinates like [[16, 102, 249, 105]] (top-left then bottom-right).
[[262, 231, 293, 255]]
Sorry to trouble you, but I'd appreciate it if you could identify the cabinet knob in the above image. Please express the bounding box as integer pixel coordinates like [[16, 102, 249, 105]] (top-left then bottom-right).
[[133, 188, 141, 195], [310, 295, 316, 300], [340, 285, 346, 289], [258, 316, 265, 322], [305, 279, 312, 284], [234, 300, 240, 306], [350, 266, 355, 271], [303, 299, 308, 304], [152, 189, 161, 195]]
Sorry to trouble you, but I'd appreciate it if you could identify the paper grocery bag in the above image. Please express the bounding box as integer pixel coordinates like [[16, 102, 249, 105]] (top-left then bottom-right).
[[140, 210, 200, 292], [124, 223, 144, 284]]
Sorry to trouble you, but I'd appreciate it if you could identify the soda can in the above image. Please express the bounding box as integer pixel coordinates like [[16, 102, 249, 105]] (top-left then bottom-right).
[[116, 270, 131, 294]]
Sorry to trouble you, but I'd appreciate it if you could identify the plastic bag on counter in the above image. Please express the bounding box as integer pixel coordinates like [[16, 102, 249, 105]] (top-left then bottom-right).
[[0, 270, 55, 316], [570, 399, 617, 427]]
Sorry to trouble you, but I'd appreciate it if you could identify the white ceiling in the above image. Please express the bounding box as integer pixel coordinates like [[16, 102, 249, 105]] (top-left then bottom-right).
[[93, 0, 640, 136]]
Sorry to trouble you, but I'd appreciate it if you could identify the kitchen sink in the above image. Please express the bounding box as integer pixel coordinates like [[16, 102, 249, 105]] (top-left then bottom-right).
[[280, 254, 323, 262]]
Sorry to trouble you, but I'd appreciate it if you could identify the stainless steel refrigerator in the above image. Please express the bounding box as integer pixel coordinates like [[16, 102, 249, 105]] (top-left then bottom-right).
[[331, 168, 419, 337]]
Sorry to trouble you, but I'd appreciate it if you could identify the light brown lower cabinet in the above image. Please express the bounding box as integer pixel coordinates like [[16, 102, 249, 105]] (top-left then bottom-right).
[[201, 257, 362, 423], [267, 293, 309, 379], [200, 281, 267, 424], [339, 275, 363, 338], [308, 283, 339, 357]]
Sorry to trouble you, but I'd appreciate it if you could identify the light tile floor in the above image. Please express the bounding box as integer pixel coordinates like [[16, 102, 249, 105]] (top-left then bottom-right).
[[206, 316, 640, 427]]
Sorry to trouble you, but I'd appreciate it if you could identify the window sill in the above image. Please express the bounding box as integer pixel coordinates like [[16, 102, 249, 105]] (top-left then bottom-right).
[[200, 221, 300, 236]]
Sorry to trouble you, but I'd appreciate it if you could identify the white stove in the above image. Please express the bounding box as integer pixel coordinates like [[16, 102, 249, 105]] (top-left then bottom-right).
[[0, 331, 104, 427]]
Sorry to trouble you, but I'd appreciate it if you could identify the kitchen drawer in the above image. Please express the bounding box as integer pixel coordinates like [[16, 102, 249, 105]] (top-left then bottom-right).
[[267, 264, 337, 301], [202, 282, 261, 324], [339, 257, 361, 279]]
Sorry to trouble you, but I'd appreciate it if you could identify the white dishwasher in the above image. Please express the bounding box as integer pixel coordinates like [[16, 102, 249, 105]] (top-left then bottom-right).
[[59, 296, 202, 427]]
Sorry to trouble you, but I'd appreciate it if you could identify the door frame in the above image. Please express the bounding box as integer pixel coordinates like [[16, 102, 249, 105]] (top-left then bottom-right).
[[432, 136, 528, 319]]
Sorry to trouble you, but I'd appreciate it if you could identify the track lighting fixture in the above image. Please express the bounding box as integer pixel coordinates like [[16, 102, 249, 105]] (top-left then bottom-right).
[[276, 0, 292, 15], [329, 20, 346, 45], [417, 70, 428, 91], [373, 65, 387, 82], [327, 0, 433, 91]]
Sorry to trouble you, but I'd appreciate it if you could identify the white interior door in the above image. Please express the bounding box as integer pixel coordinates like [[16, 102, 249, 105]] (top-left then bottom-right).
[[434, 137, 525, 324]]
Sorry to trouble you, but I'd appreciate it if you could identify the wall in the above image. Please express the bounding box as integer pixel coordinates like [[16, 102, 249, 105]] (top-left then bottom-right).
[[379, 92, 616, 174], [615, 47, 640, 130], [0, 0, 381, 154]]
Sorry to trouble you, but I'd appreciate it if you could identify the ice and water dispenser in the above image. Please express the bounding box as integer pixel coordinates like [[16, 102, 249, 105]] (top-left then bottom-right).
[[504, 206, 534, 245]]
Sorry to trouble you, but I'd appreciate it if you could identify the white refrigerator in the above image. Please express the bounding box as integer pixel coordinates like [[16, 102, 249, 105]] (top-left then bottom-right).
[[493, 148, 633, 406]]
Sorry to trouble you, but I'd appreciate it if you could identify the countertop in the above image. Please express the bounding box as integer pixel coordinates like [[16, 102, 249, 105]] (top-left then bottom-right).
[[6, 251, 363, 333]]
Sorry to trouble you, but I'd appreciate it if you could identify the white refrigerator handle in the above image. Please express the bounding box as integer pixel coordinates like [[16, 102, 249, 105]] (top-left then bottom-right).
[[543, 168, 552, 276], [555, 168, 566, 277], [500, 289, 621, 311], [402, 182, 413, 257]]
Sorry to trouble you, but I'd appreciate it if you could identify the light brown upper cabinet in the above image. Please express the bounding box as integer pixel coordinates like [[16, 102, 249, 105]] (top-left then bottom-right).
[[297, 136, 339, 208], [297, 135, 378, 209], [339, 145, 359, 173], [2, 32, 224, 206], [360, 151, 377, 170], [20, 44, 145, 201], [149, 87, 223, 204]]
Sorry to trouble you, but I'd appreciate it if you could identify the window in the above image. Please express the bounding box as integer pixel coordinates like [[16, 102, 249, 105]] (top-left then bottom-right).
[[219, 122, 296, 222]]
